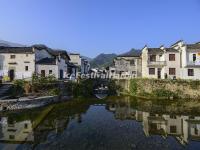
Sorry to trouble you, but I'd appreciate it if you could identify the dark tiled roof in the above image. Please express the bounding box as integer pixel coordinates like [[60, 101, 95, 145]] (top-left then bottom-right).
[[186, 44, 200, 49], [148, 48, 164, 54], [0, 47, 33, 53], [165, 48, 179, 52], [118, 49, 141, 57], [171, 40, 183, 47], [36, 57, 56, 65], [48, 49, 70, 60], [32, 44, 70, 60]]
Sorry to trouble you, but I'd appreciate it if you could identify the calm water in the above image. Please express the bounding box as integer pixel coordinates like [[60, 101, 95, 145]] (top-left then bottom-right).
[[0, 96, 200, 150]]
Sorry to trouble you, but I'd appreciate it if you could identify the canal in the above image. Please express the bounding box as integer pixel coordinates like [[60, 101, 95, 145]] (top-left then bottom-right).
[[0, 96, 200, 150]]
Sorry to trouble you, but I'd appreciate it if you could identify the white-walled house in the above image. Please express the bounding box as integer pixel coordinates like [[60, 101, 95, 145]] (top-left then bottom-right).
[[0, 47, 36, 80], [141, 46, 181, 79], [0, 45, 71, 80], [112, 50, 142, 79], [81, 58, 90, 74], [171, 41, 200, 80], [36, 49, 70, 79]]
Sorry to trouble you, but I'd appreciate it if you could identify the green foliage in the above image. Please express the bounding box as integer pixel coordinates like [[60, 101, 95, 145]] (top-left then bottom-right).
[[130, 79, 138, 96], [107, 79, 121, 95], [48, 88, 61, 96], [129, 78, 200, 99], [10, 79, 26, 97], [32, 74, 58, 92], [64, 79, 120, 98], [152, 89, 178, 98]]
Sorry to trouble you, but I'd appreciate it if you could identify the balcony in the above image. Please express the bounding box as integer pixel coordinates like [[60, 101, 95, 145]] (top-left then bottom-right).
[[187, 61, 200, 67], [147, 60, 166, 67]]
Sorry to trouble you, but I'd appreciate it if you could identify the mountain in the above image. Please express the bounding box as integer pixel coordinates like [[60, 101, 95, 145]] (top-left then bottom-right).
[[90, 53, 117, 68], [0, 40, 25, 47], [118, 48, 141, 57], [89, 49, 141, 69]]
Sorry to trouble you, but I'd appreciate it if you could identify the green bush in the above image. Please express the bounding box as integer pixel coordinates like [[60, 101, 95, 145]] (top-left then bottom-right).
[[48, 88, 61, 96], [10, 79, 26, 97], [152, 89, 178, 98], [130, 79, 138, 96]]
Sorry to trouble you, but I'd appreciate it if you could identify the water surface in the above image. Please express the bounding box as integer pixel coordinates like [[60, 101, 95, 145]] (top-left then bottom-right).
[[0, 96, 200, 150]]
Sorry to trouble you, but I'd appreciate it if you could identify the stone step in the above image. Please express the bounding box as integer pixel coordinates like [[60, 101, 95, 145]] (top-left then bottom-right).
[[0, 84, 12, 98]]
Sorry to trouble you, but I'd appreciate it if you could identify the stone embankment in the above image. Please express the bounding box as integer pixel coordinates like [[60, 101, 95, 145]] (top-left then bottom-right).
[[118, 78, 200, 100], [0, 95, 71, 111]]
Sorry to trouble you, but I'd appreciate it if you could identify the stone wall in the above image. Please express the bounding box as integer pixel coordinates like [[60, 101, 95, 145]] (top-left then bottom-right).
[[128, 78, 200, 99]]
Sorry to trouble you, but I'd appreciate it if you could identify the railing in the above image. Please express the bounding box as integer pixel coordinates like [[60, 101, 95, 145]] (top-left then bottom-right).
[[147, 60, 166, 66], [187, 61, 200, 66]]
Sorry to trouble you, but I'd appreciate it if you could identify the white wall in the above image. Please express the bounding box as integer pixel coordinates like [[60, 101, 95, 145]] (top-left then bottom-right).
[[0, 53, 35, 79], [36, 64, 58, 78]]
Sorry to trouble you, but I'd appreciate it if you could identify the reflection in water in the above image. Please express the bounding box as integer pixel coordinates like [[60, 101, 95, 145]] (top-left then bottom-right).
[[0, 97, 200, 149], [0, 117, 34, 143]]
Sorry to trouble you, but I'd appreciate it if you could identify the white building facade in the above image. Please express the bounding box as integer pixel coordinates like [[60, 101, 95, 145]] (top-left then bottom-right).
[[0, 45, 70, 81]]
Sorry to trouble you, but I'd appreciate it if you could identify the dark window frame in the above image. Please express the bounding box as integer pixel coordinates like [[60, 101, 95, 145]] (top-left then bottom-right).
[[49, 70, 53, 74], [149, 68, 155, 75], [188, 69, 194, 76], [10, 55, 16, 59], [169, 54, 175, 61], [149, 55, 156, 62], [25, 66, 28, 71], [193, 54, 196, 62], [169, 68, 176, 75]]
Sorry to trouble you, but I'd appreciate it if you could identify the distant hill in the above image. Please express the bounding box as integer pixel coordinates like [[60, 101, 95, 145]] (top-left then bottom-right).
[[0, 40, 25, 47], [118, 48, 141, 57], [90, 53, 117, 68], [89, 49, 141, 69]]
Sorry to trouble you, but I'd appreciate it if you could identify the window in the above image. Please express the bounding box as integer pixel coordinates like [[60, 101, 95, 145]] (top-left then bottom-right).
[[170, 126, 177, 133], [169, 68, 176, 75], [150, 55, 156, 62], [195, 127, 198, 135], [49, 70, 52, 74], [41, 70, 45, 77], [169, 54, 175, 61], [149, 68, 155, 75], [132, 71, 136, 74], [188, 69, 194, 76], [130, 60, 135, 65], [9, 135, 15, 139], [25, 66, 28, 71], [24, 123, 28, 129], [193, 54, 196, 62], [10, 55, 15, 59]]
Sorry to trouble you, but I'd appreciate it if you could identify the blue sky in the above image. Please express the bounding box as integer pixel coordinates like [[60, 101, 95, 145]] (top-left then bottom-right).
[[0, 0, 200, 58]]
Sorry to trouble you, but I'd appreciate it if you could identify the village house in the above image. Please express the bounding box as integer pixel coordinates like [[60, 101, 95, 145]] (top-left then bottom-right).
[[81, 58, 90, 74], [171, 40, 200, 80], [141, 45, 181, 79], [111, 49, 142, 79], [0, 45, 71, 81]]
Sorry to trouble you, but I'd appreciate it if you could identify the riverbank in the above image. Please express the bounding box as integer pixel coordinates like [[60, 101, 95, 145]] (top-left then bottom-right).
[[0, 95, 71, 111], [118, 78, 200, 100]]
